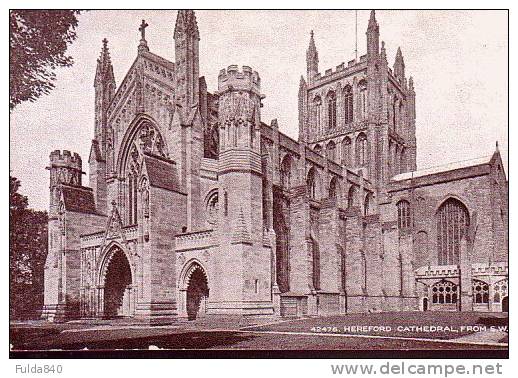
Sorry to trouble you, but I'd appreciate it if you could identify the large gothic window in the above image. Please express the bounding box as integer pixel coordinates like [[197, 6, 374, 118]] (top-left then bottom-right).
[[124, 122, 167, 225], [437, 198, 470, 266], [397, 200, 411, 230], [327, 91, 337, 129], [310, 238, 320, 290], [341, 137, 352, 166], [356, 133, 368, 167], [344, 85, 353, 124], [431, 280, 458, 304]]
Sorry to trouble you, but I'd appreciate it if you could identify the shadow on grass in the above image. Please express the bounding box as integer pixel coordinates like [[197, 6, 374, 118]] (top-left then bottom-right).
[[11, 330, 256, 351]]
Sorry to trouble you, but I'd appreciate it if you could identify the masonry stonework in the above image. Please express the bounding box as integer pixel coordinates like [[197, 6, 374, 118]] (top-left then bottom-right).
[[42, 10, 508, 323]]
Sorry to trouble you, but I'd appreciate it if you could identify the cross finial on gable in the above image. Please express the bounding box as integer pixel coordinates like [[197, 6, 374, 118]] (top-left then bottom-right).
[[139, 19, 149, 40]]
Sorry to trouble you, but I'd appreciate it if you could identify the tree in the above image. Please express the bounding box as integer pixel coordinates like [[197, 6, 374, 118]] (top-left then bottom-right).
[[9, 10, 80, 110], [10, 176, 48, 319]]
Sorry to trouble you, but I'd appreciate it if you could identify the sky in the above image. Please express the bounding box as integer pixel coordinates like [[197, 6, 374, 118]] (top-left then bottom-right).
[[10, 10, 508, 211]]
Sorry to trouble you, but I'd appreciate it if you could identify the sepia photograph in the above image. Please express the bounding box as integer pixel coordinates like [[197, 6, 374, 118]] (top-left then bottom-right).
[[9, 8, 508, 360]]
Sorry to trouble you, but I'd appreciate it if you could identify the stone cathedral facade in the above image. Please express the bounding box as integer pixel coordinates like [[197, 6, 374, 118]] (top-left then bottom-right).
[[42, 10, 508, 323]]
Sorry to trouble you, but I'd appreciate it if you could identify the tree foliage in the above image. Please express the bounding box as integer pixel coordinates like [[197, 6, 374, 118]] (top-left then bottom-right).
[[10, 176, 48, 319], [9, 10, 80, 110]]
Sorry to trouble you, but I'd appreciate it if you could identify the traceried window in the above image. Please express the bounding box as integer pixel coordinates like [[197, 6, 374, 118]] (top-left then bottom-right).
[[343, 85, 353, 124], [356, 133, 368, 167], [310, 238, 320, 290], [437, 198, 470, 266], [125, 121, 167, 225], [341, 137, 352, 166], [326, 140, 336, 162], [472, 279, 489, 304], [397, 200, 411, 230], [206, 191, 219, 225], [307, 167, 317, 200], [493, 279, 508, 303], [431, 280, 458, 304], [327, 91, 337, 129]]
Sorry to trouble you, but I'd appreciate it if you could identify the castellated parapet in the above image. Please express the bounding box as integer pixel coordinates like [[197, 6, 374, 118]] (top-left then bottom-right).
[[217, 65, 263, 96], [48, 150, 83, 187]]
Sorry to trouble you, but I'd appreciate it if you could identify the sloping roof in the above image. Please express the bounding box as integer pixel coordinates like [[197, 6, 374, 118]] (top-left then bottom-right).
[[143, 154, 183, 193], [61, 185, 97, 214], [391, 155, 493, 182]]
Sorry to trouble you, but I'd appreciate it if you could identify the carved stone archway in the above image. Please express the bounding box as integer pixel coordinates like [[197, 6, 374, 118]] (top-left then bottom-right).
[[178, 260, 209, 320]]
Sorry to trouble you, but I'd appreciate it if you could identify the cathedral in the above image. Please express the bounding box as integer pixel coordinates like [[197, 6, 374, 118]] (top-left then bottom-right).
[[42, 10, 508, 323]]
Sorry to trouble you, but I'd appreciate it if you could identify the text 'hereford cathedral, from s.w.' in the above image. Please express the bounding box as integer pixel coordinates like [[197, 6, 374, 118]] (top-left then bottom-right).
[[42, 10, 508, 323]]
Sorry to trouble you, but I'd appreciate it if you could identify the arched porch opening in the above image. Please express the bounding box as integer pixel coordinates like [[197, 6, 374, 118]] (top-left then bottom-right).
[[101, 247, 134, 318], [179, 261, 210, 320]]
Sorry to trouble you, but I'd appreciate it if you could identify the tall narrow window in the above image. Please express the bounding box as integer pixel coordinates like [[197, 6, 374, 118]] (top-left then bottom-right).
[[359, 80, 367, 120], [338, 245, 346, 292], [307, 168, 317, 200], [393, 96, 398, 131], [310, 238, 320, 290], [128, 173, 134, 225], [344, 86, 353, 124], [437, 198, 470, 265], [327, 91, 337, 129], [364, 193, 374, 216], [313, 96, 322, 133], [280, 155, 292, 189], [347, 185, 358, 208], [356, 133, 368, 167], [326, 140, 336, 162], [329, 177, 338, 200], [397, 200, 411, 230], [341, 137, 352, 166]]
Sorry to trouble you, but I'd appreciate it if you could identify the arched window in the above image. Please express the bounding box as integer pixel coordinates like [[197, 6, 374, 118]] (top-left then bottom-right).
[[313, 144, 322, 155], [397, 200, 411, 230], [437, 198, 470, 265], [326, 140, 336, 162], [358, 80, 367, 120], [343, 86, 353, 124], [307, 168, 317, 200], [472, 279, 489, 304], [276, 222, 290, 293], [329, 176, 338, 200], [400, 147, 406, 173], [341, 137, 352, 166], [347, 185, 358, 208], [431, 280, 458, 304], [280, 155, 292, 189], [364, 193, 374, 216], [356, 133, 368, 167], [493, 279, 508, 303], [313, 96, 322, 133], [327, 91, 337, 129], [310, 238, 320, 290]]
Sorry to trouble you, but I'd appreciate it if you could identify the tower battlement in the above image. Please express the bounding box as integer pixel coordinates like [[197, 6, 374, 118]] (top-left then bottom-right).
[[218, 65, 261, 94], [49, 150, 82, 170]]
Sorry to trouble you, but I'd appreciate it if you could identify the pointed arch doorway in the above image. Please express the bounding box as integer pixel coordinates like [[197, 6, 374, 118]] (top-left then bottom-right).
[[180, 261, 210, 320], [101, 246, 134, 318]]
